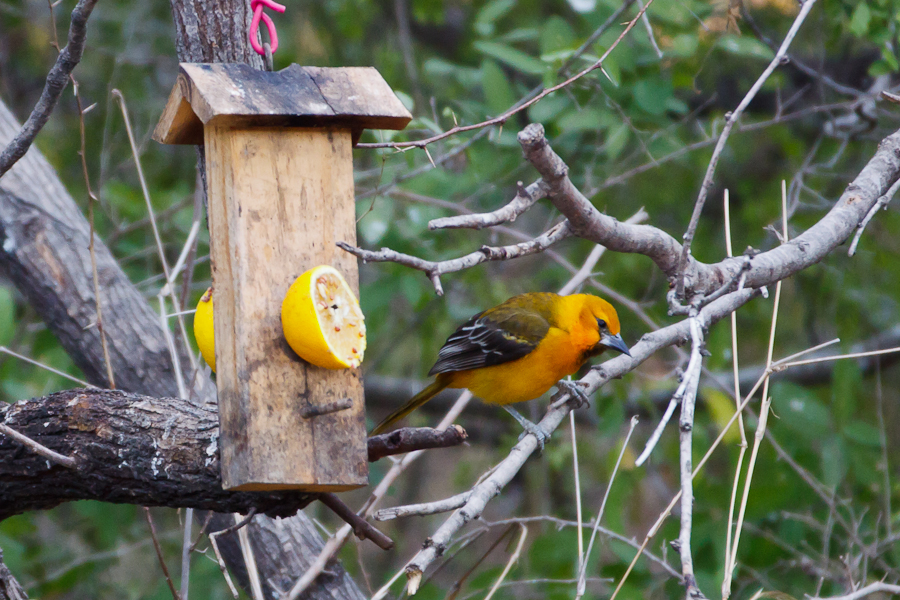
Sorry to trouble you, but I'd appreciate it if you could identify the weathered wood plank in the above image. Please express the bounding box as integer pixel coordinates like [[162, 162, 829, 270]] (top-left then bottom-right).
[[153, 63, 412, 145], [205, 125, 367, 491]]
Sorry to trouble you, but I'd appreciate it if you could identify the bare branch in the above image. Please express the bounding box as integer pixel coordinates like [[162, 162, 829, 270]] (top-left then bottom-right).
[[429, 181, 550, 230], [319, 494, 394, 550], [338, 221, 571, 295], [0, 0, 100, 178], [517, 122, 900, 298], [374, 491, 473, 522], [676, 317, 706, 599], [0, 422, 77, 469], [674, 0, 819, 298], [367, 425, 468, 462], [810, 582, 900, 600]]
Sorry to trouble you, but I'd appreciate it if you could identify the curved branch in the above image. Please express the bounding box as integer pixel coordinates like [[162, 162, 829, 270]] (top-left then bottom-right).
[[338, 220, 572, 295], [517, 123, 900, 298], [0, 0, 100, 178]]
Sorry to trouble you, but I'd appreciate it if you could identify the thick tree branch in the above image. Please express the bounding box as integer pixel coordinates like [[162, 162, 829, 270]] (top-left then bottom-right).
[[517, 123, 900, 298], [0, 0, 100, 178], [0, 388, 467, 523], [0, 549, 27, 600], [0, 389, 315, 521]]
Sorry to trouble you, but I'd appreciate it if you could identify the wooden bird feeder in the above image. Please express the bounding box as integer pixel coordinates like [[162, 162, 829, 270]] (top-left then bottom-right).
[[153, 63, 411, 491]]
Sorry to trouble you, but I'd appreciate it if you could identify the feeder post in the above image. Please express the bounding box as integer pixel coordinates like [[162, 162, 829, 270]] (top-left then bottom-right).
[[154, 64, 410, 491]]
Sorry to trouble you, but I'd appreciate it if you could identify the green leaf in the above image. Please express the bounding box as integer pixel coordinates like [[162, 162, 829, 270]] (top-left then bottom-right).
[[842, 420, 883, 447], [633, 78, 672, 115], [474, 0, 516, 36], [604, 123, 630, 161], [0, 286, 15, 347], [668, 34, 699, 58], [772, 382, 832, 441], [716, 34, 775, 61], [831, 358, 860, 423], [821, 434, 847, 488], [557, 108, 604, 133], [473, 41, 547, 75], [481, 59, 515, 116], [527, 93, 570, 123], [849, 3, 871, 37], [539, 15, 575, 55]]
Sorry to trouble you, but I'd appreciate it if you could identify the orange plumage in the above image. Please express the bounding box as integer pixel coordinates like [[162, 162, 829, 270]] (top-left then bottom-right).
[[371, 292, 630, 435]]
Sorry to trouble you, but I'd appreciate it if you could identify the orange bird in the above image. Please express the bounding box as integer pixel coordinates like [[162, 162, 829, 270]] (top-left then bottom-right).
[[371, 292, 630, 445]]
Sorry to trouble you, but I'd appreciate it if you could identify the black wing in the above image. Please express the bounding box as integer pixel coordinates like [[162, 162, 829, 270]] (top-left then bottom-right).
[[428, 306, 550, 375]]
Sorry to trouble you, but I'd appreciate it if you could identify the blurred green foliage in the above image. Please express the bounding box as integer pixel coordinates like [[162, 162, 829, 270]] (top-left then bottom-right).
[[1, 0, 900, 597]]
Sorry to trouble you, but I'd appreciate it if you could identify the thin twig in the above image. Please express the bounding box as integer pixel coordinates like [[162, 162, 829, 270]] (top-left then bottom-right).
[[357, 0, 656, 150], [319, 493, 394, 550], [726, 180, 790, 587], [180, 508, 192, 600], [570, 409, 585, 587], [810, 582, 900, 600], [208, 533, 239, 599], [374, 491, 473, 521], [576, 415, 638, 598], [676, 317, 707, 599], [0, 346, 94, 388], [0, 0, 100, 177], [338, 220, 571, 295], [674, 0, 819, 298], [75, 82, 115, 389], [722, 189, 748, 600], [144, 508, 182, 600], [0, 422, 77, 469], [428, 181, 549, 230], [483, 525, 528, 600], [235, 513, 264, 600], [848, 175, 900, 256]]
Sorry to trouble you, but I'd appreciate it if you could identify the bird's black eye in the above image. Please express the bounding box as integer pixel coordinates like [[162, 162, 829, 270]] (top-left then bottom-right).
[[597, 318, 607, 330]]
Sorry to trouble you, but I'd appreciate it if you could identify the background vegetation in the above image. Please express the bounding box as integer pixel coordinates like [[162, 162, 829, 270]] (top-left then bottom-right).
[[1, 0, 899, 598]]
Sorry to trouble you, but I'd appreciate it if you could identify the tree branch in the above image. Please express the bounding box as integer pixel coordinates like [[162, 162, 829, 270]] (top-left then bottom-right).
[[516, 123, 900, 298], [0, 389, 468, 523], [0, 0, 100, 178], [0, 549, 27, 600]]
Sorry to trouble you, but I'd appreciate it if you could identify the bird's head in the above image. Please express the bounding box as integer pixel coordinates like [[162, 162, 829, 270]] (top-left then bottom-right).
[[581, 295, 631, 357]]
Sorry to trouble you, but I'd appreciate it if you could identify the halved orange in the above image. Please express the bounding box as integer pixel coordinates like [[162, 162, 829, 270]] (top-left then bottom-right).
[[282, 266, 366, 369], [193, 287, 216, 372]]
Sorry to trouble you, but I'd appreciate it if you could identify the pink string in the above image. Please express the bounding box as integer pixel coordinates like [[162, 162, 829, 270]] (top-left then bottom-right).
[[249, 0, 286, 56]]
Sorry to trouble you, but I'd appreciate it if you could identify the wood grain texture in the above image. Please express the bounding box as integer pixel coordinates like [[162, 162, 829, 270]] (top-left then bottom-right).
[[206, 125, 367, 491], [153, 63, 412, 145]]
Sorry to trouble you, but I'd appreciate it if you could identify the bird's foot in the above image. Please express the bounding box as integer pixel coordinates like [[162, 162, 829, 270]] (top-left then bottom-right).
[[503, 405, 550, 453], [556, 379, 592, 409]]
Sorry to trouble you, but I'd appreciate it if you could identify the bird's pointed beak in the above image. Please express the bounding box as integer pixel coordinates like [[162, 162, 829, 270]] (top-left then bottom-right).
[[600, 332, 631, 357]]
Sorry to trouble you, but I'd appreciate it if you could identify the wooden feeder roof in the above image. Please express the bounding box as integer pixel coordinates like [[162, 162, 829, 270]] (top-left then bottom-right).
[[153, 63, 412, 145]]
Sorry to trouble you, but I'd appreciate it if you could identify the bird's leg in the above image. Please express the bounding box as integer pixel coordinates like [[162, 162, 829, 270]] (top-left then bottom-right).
[[556, 379, 592, 408], [502, 405, 550, 453]]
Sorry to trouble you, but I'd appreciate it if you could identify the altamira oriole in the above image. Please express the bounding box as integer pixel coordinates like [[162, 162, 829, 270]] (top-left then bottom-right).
[[371, 292, 631, 443]]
